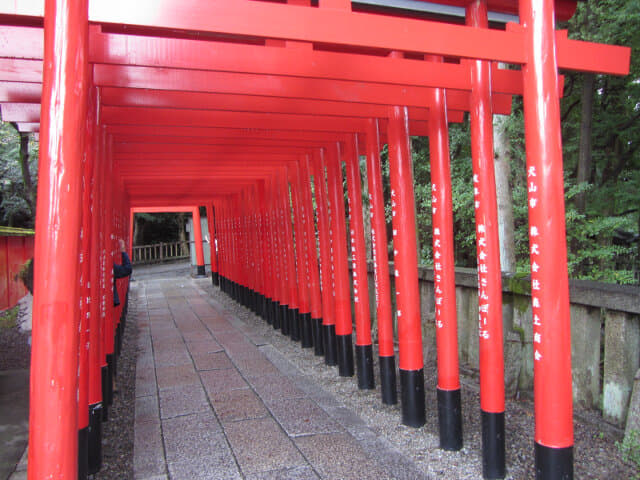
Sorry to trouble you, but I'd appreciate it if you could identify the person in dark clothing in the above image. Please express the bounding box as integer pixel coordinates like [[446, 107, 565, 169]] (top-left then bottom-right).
[[113, 239, 132, 306]]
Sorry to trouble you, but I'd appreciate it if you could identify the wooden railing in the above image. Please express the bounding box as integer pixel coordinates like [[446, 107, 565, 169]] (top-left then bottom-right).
[[132, 241, 191, 265]]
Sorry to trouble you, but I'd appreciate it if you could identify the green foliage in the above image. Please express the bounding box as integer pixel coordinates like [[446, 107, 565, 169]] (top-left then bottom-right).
[[0, 122, 38, 228], [618, 429, 640, 473], [0, 306, 18, 330]]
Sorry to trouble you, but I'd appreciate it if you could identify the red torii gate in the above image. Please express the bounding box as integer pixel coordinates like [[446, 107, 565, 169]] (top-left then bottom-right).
[[0, 0, 629, 479]]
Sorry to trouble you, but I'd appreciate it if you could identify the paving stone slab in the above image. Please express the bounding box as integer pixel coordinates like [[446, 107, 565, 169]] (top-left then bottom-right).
[[192, 351, 234, 371], [186, 339, 223, 355], [159, 384, 209, 419], [200, 368, 249, 395], [258, 345, 302, 376], [134, 420, 166, 478], [181, 329, 213, 342], [209, 387, 269, 423], [223, 417, 307, 475], [244, 466, 320, 480], [135, 395, 160, 424], [233, 357, 281, 378], [248, 374, 306, 404], [162, 412, 223, 463], [294, 433, 393, 480], [167, 455, 242, 480], [153, 347, 192, 367], [357, 435, 431, 480], [155, 364, 199, 390], [267, 397, 342, 437]]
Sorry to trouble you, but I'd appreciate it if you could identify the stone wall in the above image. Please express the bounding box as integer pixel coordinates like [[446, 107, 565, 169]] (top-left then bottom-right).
[[362, 262, 640, 428]]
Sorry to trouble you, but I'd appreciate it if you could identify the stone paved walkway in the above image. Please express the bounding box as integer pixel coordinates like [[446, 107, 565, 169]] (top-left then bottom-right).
[[133, 275, 429, 480]]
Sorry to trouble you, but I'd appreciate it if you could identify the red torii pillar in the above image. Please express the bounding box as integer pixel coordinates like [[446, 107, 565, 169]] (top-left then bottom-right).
[[344, 134, 375, 389], [521, 0, 574, 477], [314, 148, 337, 365], [466, 1, 506, 477], [205, 204, 219, 286], [326, 143, 355, 377], [387, 104, 425, 427], [28, 0, 89, 477], [365, 119, 397, 405], [426, 69, 463, 451], [192, 206, 206, 277], [299, 154, 324, 356]]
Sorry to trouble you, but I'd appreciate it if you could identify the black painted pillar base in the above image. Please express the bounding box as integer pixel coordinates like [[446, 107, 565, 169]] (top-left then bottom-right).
[[323, 324, 337, 366], [261, 296, 269, 322], [300, 312, 313, 348], [312, 318, 324, 356], [212, 271, 219, 286], [482, 410, 506, 479], [535, 443, 573, 480], [336, 333, 354, 377], [280, 305, 290, 335], [273, 301, 281, 329], [400, 368, 426, 427], [379, 355, 398, 405], [101, 366, 109, 421], [196, 264, 206, 277], [290, 308, 300, 341], [355, 344, 375, 389], [437, 388, 463, 451], [106, 354, 114, 406], [78, 426, 89, 480], [88, 402, 103, 474]]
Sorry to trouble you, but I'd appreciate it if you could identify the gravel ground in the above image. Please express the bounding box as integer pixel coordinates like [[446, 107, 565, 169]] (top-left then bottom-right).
[[0, 308, 30, 371], [94, 295, 139, 480], [3, 277, 637, 479], [200, 280, 639, 480]]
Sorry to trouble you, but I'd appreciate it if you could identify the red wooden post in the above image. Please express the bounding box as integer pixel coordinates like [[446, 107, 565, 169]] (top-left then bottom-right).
[[466, 1, 506, 476], [276, 170, 292, 334], [88, 91, 104, 474], [192, 206, 206, 276], [28, 0, 89, 477], [520, 0, 574, 477], [387, 105, 425, 427], [283, 167, 301, 340], [300, 154, 324, 355], [77, 81, 97, 480], [344, 133, 375, 389], [206, 204, 219, 286], [326, 143, 354, 377], [314, 148, 337, 364], [291, 163, 314, 347], [364, 119, 397, 404], [426, 59, 463, 450]]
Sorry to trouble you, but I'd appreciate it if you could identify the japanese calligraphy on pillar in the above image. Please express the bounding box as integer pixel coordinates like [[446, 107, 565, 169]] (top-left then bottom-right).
[[368, 192, 380, 306], [432, 183, 444, 329], [527, 166, 543, 362], [473, 173, 491, 340]]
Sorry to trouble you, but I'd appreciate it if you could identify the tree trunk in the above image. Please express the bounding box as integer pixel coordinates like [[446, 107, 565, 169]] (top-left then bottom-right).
[[15, 129, 36, 220], [493, 113, 517, 273], [576, 72, 595, 214]]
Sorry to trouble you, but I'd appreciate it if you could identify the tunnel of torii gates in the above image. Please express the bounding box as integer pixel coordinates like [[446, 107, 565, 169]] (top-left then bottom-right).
[[0, 0, 630, 478]]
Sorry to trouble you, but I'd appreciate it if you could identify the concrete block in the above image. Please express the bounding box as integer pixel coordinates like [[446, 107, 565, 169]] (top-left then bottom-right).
[[570, 304, 602, 408], [625, 369, 640, 441], [604, 310, 640, 425]]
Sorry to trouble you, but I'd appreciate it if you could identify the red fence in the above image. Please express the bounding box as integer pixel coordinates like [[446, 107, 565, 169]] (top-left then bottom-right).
[[0, 233, 34, 311]]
